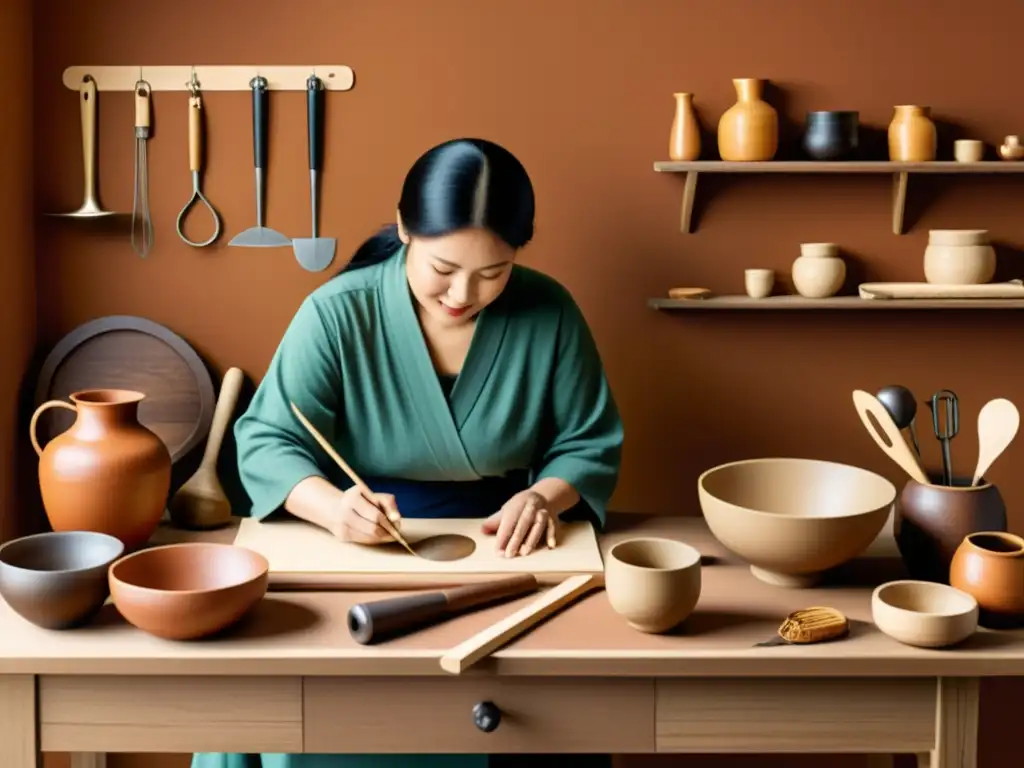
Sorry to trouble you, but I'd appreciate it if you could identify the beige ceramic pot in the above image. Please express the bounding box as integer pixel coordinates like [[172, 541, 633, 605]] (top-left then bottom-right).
[[888, 105, 937, 162], [871, 580, 978, 648], [792, 243, 846, 298], [698, 457, 896, 588], [923, 229, 996, 285], [604, 537, 701, 633], [668, 92, 701, 161], [717, 78, 778, 162]]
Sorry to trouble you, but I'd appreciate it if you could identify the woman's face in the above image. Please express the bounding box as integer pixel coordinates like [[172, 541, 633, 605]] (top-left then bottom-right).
[[400, 222, 516, 327]]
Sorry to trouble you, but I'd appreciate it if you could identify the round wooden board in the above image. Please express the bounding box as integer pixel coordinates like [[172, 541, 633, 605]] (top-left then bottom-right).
[[33, 316, 217, 464]]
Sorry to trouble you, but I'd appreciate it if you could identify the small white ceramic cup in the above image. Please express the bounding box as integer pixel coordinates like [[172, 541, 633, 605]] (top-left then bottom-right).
[[954, 140, 984, 163], [745, 268, 775, 299]]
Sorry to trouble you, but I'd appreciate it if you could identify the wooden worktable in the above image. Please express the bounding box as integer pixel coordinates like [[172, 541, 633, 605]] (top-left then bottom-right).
[[1, 514, 1019, 768]]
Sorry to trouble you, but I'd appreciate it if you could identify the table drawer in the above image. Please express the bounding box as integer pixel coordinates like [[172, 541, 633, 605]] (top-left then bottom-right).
[[304, 676, 654, 753]]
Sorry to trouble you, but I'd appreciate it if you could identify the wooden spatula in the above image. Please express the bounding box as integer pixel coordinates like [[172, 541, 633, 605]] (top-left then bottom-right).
[[168, 366, 244, 529], [972, 398, 1020, 486], [852, 389, 930, 485]]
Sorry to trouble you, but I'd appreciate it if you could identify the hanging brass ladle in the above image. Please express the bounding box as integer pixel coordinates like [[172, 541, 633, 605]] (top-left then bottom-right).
[[289, 402, 476, 562], [176, 71, 221, 247]]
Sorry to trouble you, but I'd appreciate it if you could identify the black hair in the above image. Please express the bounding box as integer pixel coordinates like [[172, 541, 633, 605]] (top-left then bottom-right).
[[336, 138, 536, 274]]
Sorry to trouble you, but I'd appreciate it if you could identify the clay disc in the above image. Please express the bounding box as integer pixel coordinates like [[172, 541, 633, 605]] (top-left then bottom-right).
[[410, 533, 477, 562]]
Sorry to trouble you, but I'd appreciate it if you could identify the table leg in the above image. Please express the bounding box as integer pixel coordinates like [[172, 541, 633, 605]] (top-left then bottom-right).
[[0, 674, 39, 768], [70, 756, 108, 768], [918, 677, 979, 768]]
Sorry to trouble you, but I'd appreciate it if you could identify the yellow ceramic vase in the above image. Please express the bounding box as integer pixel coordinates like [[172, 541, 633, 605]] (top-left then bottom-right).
[[717, 78, 778, 162], [669, 92, 701, 161], [888, 105, 937, 162]]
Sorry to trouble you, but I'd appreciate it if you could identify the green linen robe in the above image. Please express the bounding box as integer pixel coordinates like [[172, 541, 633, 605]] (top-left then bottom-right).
[[192, 246, 623, 768]]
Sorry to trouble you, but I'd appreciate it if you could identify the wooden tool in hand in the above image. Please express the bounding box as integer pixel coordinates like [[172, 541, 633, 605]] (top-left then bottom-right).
[[289, 401, 420, 557], [169, 366, 244, 530], [439, 573, 603, 674], [348, 574, 539, 644]]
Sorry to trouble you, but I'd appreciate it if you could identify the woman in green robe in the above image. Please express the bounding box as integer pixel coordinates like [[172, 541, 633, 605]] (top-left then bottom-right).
[[193, 138, 623, 768]]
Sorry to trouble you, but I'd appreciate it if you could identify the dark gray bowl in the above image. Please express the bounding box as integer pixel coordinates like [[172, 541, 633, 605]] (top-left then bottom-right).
[[0, 530, 125, 629]]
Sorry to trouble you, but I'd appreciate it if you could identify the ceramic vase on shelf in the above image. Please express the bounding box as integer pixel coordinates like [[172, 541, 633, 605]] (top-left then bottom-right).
[[923, 229, 996, 285], [717, 78, 778, 162], [888, 105, 937, 162], [802, 111, 859, 160], [669, 92, 701, 161], [949, 531, 1024, 628], [30, 389, 172, 551], [791, 242, 846, 298]]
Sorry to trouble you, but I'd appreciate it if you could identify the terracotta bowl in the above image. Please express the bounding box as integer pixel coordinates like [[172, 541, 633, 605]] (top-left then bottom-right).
[[605, 537, 701, 633], [698, 457, 896, 588], [109, 542, 269, 640], [0, 530, 124, 629], [872, 579, 978, 648]]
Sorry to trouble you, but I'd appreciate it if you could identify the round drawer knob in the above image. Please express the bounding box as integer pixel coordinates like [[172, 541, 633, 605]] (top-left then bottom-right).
[[472, 700, 502, 732]]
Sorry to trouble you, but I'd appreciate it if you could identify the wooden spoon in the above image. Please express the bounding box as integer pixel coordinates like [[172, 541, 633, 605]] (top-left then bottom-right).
[[852, 389, 930, 484], [168, 366, 244, 529], [972, 398, 1020, 486]]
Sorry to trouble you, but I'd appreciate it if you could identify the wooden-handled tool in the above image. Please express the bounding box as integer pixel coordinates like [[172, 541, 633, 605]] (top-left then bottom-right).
[[347, 574, 539, 645], [168, 367, 244, 529], [289, 401, 420, 557], [439, 573, 604, 674], [852, 389, 930, 484]]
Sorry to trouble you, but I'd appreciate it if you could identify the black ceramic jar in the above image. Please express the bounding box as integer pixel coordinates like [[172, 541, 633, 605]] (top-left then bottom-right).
[[802, 111, 859, 161]]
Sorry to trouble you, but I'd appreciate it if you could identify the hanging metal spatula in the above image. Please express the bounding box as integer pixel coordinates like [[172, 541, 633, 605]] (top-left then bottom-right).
[[229, 76, 290, 248], [292, 74, 336, 272]]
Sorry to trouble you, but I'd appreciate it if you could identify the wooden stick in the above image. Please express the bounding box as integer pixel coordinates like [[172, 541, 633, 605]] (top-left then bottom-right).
[[438, 573, 604, 674], [288, 401, 419, 558], [62, 65, 355, 93]]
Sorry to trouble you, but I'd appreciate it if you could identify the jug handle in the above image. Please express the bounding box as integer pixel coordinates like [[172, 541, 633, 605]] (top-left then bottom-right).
[[30, 400, 77, 457]]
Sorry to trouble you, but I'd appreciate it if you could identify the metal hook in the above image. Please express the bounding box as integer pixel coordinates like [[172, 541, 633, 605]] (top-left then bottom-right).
[[185, 66, 201, 96]]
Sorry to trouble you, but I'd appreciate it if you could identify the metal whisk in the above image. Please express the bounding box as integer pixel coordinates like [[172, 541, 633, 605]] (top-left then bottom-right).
[[131, 79, 154, 257]]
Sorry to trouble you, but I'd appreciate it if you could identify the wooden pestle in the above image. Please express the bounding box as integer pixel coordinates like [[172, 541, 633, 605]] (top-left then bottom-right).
[[169, 367, 244, 529], [347, 573, 539, 644]]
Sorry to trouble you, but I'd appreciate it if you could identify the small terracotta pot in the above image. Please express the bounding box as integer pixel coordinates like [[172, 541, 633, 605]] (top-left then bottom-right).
[[895, 474, 1007, 584], [949, 531, 1024, 629]]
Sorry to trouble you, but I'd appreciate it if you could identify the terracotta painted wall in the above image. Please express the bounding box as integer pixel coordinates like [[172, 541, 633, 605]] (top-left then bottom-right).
[[30, 0, 1024, 766], [0, 0, 36, 544]]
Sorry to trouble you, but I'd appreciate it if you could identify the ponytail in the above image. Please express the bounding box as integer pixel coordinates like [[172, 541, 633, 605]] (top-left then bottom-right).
[[334, 223, 403, 276]]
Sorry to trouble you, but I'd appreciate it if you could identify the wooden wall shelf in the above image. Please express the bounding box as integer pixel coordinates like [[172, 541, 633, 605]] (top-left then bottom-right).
[[649, 295, 1024, 311], [653, 161, 1024, 235], [62, 65, 355, 93]]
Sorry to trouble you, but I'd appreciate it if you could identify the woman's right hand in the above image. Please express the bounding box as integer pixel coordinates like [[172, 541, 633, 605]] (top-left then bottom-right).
[[328, 485, 403, 544]]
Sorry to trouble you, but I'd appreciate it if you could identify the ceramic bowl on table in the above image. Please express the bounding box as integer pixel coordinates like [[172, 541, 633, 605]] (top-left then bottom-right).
[[604, 537, 702, 634], [698, 457, 896, 588], [0, 530, 125, 629], [109, 542, 269, 640], [871, 580, 978, 648]]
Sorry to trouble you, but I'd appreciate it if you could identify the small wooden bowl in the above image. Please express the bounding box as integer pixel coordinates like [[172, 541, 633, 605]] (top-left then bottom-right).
[[872, 580, 978, 648], [109, 542, 269, 640], [605, 537, 702, 634]]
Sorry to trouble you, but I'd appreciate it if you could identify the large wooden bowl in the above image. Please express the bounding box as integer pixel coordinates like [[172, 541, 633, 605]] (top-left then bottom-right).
[[109, 542, 269, 640], [698, 457, 896, 588]]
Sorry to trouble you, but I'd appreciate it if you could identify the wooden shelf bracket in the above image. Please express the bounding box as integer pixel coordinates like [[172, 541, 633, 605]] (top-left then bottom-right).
[[892, 171, 908, 235], [679, 171, 698, 233], [62, 65, 355, 93]]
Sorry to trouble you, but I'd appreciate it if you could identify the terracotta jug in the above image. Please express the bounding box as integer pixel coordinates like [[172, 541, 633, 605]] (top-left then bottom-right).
[[949, 531, 1024, 628], [888, 105, 937, 162], [30, 389, 172, 550], [894, 475, 1007, 584], [668, 92, 701, 161], [717, 78, 778, 162]]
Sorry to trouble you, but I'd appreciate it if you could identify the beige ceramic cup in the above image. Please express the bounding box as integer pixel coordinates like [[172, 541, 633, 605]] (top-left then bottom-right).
[[954, 140, 984, 163], [604, 537, 701, 634], [744, 268, 775, 299]]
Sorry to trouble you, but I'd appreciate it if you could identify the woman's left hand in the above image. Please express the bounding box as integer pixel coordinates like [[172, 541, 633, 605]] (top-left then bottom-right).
[[482, 489, 558, 558]]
